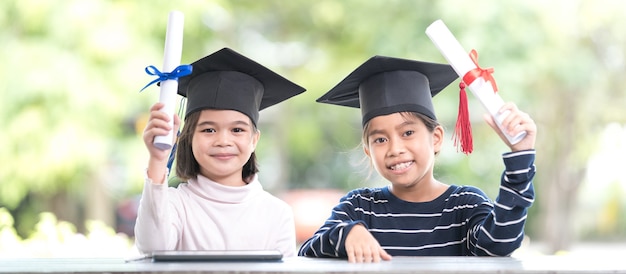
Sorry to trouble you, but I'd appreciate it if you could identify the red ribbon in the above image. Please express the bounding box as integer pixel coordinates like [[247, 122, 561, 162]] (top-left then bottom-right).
[[462, 49, 498, 93]]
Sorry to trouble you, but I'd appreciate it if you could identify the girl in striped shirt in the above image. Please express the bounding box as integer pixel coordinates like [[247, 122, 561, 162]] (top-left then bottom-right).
[[298, 55, 536, 263]]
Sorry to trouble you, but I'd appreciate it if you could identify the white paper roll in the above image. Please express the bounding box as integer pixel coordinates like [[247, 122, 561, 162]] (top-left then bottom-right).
[[425, 19, 525, 145], [154, 11, 185, 150]]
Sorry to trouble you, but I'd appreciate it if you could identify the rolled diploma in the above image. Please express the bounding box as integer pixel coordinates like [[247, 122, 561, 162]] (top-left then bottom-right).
[[154, 11, 185, 150], [425, 19, 525, 145]]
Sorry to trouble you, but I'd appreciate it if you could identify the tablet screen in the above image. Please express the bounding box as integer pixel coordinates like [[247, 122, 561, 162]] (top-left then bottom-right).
[[149, 250, 283, 262]]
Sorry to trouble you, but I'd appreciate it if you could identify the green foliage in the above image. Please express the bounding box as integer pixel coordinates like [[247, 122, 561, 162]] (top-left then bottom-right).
[[0, 207, 22, 252], [0, 208, 134, 257]]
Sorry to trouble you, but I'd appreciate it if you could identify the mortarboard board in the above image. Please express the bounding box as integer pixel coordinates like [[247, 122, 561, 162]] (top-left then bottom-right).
[[316, 55, 458, 126], [177, 48, 306, 125]]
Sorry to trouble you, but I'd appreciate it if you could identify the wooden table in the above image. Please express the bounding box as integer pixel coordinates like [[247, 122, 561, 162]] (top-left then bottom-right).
[[1, 255, 625, 273]]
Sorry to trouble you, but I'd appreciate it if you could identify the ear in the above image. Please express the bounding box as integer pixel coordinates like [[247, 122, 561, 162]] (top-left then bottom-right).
[[433, 125, 444, 153], [363, 143, 371, 158], [251, 129, 261, 149]]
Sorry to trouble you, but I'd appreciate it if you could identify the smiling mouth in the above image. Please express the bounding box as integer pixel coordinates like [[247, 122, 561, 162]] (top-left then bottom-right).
[[211, 153, 236, 158], [389, 161, 414, 170]]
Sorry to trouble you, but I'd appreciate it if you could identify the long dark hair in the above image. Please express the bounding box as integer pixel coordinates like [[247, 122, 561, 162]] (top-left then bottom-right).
[[175, 111, 259, 184]]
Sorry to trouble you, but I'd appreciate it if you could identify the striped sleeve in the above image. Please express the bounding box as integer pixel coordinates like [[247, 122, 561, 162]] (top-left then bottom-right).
[[297, 190, 369, 258], [470, 149, 536, 256]]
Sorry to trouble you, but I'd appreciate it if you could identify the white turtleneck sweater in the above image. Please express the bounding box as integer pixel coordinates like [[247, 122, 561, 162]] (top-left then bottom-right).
[[134, 173, 297, 257]]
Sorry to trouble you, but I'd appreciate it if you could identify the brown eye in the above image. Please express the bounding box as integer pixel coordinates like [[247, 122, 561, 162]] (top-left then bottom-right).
[[373, 137, 387, 144]]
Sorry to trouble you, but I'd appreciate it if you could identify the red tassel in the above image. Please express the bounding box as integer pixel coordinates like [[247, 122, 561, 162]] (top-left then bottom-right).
[[453, 82, 473, 154]]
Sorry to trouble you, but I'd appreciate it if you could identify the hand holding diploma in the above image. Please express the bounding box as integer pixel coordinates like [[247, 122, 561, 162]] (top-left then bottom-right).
[[484, 102, 537, 153], [425, 19, 526, 147]]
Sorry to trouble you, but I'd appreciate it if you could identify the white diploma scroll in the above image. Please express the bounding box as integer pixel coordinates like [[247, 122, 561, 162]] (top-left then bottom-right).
[[425, 19, 525, 145], [154, 11, 185, 150]]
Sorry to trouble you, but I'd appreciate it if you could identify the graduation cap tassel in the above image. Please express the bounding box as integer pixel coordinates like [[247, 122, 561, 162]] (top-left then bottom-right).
[[454, 82, 473, 154]]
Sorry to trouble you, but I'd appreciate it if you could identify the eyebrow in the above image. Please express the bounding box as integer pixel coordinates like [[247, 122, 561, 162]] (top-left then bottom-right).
[[196, 120, 251, 128]]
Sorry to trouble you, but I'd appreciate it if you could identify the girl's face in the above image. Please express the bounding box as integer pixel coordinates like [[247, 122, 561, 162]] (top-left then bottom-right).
[[363, 112, 443, 190], [192, 109, 259, 186]]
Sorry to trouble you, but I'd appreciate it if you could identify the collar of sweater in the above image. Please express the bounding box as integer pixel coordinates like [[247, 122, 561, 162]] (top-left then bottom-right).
[[186, 174, 263, 203]]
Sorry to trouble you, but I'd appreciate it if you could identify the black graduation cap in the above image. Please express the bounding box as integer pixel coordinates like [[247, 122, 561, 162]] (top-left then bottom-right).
[[316, 55, 458, 126], [177, 48, 306, 125]]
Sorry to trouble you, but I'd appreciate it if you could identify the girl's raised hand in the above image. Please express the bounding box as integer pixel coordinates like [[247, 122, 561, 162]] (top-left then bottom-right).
[[143, 102, 181, 183], [143, 103, 181, 159], [484, 102, 537, 152]]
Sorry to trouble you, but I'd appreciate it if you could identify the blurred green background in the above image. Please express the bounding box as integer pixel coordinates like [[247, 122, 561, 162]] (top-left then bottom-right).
[[1, 0, 625, 257]]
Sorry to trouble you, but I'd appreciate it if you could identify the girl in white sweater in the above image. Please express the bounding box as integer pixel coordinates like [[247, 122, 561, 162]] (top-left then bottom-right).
[[135, 48, 305, 257]]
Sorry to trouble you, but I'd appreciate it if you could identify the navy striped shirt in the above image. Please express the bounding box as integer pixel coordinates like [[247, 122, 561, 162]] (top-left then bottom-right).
[[298, 150, 535, 257]]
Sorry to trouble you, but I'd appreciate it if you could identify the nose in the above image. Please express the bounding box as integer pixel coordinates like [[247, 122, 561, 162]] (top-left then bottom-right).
[[386, 136, 406, 157], [214, 131, 232, 146]]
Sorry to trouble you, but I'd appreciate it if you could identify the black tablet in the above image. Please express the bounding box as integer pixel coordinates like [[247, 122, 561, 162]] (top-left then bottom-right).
[[149, 250, 283, 262]]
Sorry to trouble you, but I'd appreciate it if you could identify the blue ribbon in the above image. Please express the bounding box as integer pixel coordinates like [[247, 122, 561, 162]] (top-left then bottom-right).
[[140, 64, 193, 91], [166, 129, 180, 172], [166, 99, 186, 174]]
